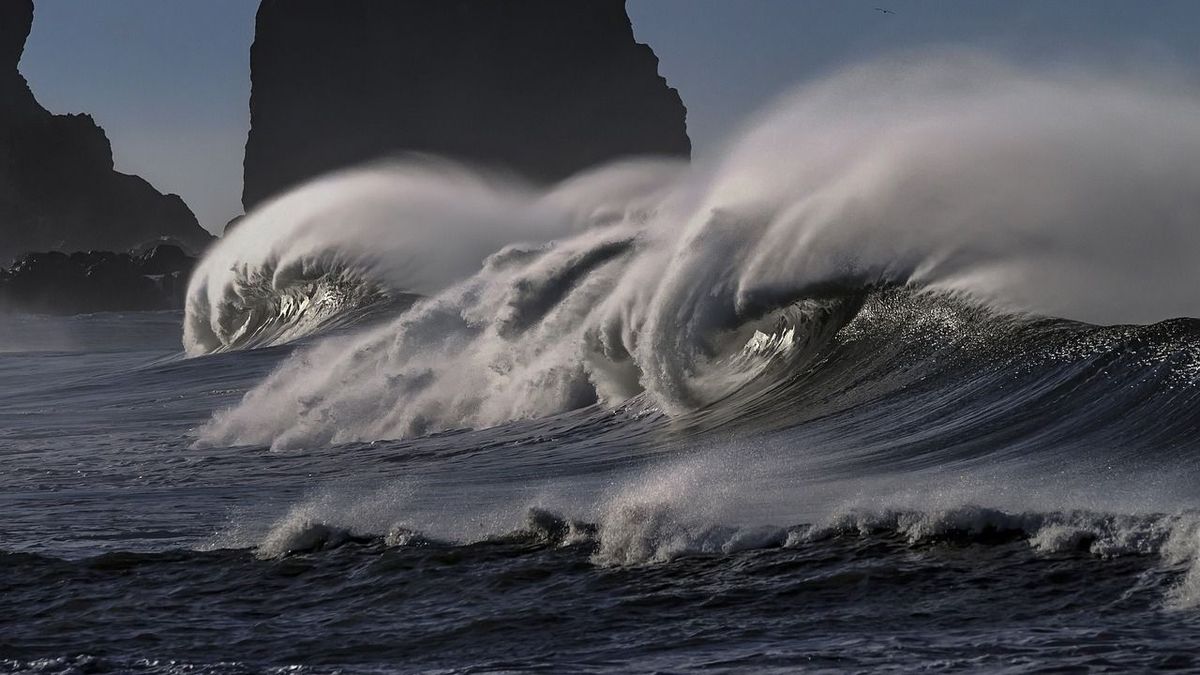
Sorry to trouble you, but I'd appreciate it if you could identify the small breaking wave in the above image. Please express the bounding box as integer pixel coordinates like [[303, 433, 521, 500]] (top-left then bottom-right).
[[233, 496, 1200, 610]]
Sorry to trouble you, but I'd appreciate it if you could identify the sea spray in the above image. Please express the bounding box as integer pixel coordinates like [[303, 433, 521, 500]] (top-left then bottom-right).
[[193, 54, 1200, 449]]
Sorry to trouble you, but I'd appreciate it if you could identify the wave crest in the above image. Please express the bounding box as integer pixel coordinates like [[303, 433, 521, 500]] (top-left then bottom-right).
[[184, 158, 681, 355], [193, 54, 1200, 447]]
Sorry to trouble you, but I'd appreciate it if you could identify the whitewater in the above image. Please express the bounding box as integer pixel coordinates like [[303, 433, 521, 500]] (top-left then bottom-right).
[[7, 56, 1200, 672]]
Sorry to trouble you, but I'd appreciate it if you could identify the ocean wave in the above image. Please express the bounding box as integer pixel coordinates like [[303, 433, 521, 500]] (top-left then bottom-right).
[[180, 53, 1200, 610], [183, 158, 681, 355], [223, 497, 1200, 610], [189, 54, 1200, 449]]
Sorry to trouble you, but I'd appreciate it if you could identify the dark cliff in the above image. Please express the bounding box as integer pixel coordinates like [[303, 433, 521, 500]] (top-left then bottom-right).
[[242, 0, 690, 210], [0, 0, 213, 263]]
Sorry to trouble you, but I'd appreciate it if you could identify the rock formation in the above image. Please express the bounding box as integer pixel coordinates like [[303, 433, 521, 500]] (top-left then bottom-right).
[[0, 0, 213, 264], [242, 0, 690, 211], [0, 244, 197, 314]]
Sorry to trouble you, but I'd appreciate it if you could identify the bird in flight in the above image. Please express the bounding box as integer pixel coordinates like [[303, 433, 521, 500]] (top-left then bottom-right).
[[875, 7, 895, 13]]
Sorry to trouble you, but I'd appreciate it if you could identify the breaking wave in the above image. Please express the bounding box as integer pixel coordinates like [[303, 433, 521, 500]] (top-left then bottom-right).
[[191, 55, 1200, 448], [182, 55, 1200, 610], [184, 157, 680, 354], [231, 491, 1200, 610]]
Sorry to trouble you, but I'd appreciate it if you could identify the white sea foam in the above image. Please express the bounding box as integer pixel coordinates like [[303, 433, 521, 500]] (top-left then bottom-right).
[[193, 54, 1200, 449]]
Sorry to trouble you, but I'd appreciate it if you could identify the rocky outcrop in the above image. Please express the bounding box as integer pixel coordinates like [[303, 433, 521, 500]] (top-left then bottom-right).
[[242, 0, 690, 210], [0, 0, 213, 263], [0, 245, 197, 314]]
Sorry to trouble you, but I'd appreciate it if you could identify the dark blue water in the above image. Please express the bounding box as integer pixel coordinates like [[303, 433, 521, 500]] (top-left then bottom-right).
[[5, 294, 1200, 674]]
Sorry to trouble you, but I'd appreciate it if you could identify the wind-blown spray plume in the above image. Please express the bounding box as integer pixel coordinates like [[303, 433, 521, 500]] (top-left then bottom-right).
[[192, 55, 1200, 450], [184, 158, 681, 354]]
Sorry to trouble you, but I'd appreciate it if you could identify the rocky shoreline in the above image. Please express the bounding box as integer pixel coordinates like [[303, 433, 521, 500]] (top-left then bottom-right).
[[0, 244, 196, 315]]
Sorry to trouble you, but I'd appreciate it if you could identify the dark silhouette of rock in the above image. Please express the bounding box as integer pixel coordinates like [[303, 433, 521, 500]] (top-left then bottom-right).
[[0, 245, 197, 315], [242, 0, 690, 210], [0, 0, 213, 263]]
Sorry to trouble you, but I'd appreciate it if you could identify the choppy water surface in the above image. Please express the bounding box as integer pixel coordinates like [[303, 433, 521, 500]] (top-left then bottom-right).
[[10, 56, 1200, 673], [5, 297, 1200, 674]]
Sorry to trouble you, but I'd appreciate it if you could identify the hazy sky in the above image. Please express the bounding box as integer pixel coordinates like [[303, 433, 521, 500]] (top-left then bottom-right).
[[18, 0, 1200, 234]]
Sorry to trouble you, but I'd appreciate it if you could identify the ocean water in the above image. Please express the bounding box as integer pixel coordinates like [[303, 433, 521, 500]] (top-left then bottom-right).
[[8, 56, 1200, 672], [5, 292, 1200, 674]]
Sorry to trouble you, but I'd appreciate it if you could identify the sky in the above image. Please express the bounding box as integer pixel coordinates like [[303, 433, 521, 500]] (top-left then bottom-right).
[[18, 0, 1200, 235]]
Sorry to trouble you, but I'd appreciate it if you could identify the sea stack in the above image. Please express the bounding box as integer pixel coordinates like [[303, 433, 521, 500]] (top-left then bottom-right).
[[242, 0, 690, 211], [0, 0, 213, 263]]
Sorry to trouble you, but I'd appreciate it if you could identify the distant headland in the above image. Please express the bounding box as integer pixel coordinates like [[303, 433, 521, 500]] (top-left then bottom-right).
[[0, 0, 213, 265], [1, 0, 690, 313]]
